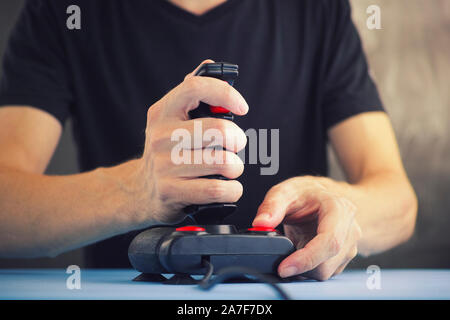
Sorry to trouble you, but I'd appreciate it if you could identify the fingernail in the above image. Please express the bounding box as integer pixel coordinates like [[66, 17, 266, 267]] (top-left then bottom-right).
[[279, 266, 298, 278]]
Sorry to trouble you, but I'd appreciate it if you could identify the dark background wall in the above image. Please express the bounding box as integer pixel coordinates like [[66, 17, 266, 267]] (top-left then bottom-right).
[[0, 0, 449, 269]]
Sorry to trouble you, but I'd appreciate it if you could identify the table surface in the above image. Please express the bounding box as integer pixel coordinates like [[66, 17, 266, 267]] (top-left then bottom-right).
[[1, 269, 449, 300]]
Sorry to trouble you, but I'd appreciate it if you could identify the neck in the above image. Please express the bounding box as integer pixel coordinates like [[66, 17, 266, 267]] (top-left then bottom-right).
[[168, 0, 227, 15]]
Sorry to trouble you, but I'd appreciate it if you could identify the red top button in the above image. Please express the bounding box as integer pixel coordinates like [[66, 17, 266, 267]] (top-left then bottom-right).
[[247, 227, 277, 232], [175, 226, 206, 232], [209, 106, 230, 114]]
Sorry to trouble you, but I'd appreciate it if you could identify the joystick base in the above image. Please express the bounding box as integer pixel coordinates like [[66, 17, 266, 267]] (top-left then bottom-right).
[[132, 272, 300, 285]]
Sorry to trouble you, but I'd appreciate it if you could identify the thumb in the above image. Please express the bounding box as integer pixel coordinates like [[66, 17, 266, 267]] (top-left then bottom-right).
[[252, 186, 290, 228]]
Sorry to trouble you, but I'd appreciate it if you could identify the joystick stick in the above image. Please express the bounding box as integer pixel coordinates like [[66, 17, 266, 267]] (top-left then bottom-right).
[[184, 62, 240, 224]]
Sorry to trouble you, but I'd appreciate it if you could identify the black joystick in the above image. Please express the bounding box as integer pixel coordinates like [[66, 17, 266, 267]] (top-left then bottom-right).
[[184, 62, 239, 224], [128, 63, 296, 284]]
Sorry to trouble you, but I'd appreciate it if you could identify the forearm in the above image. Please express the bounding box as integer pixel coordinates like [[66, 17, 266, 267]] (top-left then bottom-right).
[[0, 159, 149, 258], [318, 172, 417, 256]]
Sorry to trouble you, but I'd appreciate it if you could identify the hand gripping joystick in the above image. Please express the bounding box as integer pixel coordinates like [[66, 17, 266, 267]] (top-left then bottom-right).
[[129, 63, 296, 288], [184, 62, 239, 224]]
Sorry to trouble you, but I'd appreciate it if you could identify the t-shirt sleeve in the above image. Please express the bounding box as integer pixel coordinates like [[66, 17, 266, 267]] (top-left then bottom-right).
[[0, 0, 72, 125], [321, 0, 384, 130]]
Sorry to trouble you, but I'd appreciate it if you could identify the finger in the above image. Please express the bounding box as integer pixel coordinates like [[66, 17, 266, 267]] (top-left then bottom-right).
[[169, 118, 247, 153], [252, 179, 323, 228], [326, 222, 360, 278], [315, 197, 355, 246], [153, 150, 244, 179], [172, 150, 244, 179], [252, 183, 297, 228], [278, 232, 341, 278], [165, 75, 249, 118], [304, 223, 360, 280], [306, 235, 358, 280], [163, 178, 243, 205], [333, 246, 358, 276], [277, 195, 358, 279], [288, 204, 355, 279], [336, 225, 361, 276], [148, 118, 247, 153]]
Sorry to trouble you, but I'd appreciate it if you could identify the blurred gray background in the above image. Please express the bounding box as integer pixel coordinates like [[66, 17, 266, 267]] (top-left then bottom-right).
[[0, 0, 449, 269]]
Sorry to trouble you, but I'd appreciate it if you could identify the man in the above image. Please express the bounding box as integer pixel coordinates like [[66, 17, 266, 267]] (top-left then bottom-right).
[[0, 0, 417, 280]]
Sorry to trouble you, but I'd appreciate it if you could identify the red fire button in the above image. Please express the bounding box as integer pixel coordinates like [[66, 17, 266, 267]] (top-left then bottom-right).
[[175, 226, 206, 232], [209, 106, 230, 114], [247, 227, 277, 232]]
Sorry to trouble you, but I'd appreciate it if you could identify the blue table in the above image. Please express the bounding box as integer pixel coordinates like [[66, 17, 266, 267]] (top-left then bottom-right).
[[1, 269, 449, 300]]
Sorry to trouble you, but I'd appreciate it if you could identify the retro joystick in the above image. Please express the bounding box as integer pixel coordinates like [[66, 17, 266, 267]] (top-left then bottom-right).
[[184, 62, 240, 224], [128, 63, 296, 291], [128, 225, 295, 276]]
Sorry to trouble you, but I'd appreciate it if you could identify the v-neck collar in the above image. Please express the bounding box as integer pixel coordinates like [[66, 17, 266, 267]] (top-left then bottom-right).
[[155, 0, 243, 25]]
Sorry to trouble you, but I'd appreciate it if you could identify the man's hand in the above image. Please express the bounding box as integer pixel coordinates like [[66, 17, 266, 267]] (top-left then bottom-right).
[[134, 60, 249, 225], [250, 113, 417, 280], [252, 176, 362, 281], [0, 59, 249, 257]]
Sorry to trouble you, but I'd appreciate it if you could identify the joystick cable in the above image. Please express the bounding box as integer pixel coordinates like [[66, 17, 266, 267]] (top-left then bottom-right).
[[199, 258, 291, 300], [198, 258, 214, 286]]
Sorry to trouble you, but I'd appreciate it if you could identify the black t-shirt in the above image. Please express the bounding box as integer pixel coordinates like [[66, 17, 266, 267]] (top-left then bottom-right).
[[0, 0, 383, 267]]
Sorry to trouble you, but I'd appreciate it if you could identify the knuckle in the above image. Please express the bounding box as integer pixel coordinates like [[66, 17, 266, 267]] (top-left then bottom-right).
[[315, 266, 333, 281], [184, 72, 192, 81], [354, 223, 363, 239], [146, 103, 163, 124], [344, 199, 357, 216], [206, 180, 227, 201], [269, 184, 284, 196], [334, 269, 343, 276], [158, 180, 173, 200], [184, 76, 203, 94], [349, 247, 358, 259], [348, 200, 358, 212], [146, 106, 154, 122], [146, 114, 156, 130], [321, 194, 338, 210], [148, 132, 166, 152], [328, 235, 342, 256], [302, 254, 315, 273]]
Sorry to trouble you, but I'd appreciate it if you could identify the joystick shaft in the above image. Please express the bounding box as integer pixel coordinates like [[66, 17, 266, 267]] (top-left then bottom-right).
[[184, 62, 240, 224]]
